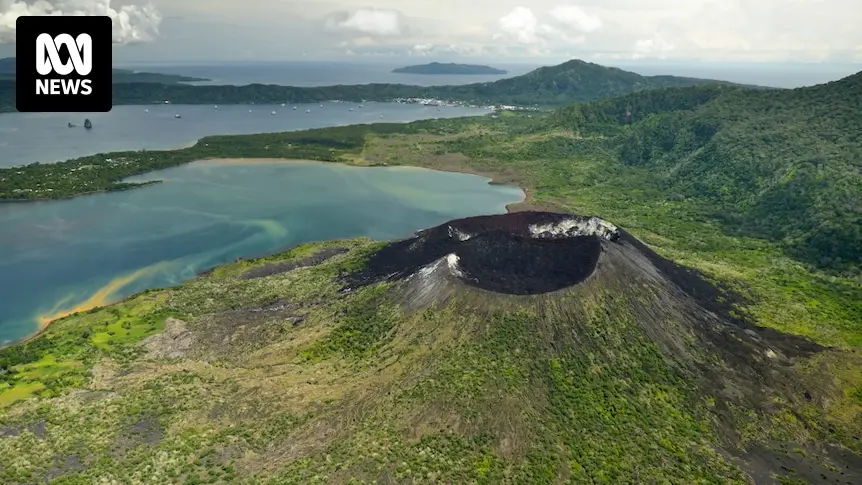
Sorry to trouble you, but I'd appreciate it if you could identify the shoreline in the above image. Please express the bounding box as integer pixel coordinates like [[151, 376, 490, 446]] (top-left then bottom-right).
[[0, 156, 536, 350], [0, 180, 163, 204]]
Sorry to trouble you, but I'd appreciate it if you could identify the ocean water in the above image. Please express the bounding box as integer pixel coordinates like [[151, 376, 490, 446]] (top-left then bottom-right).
[[0, 102, 491, 168], [115, 61, 540, 87], [0, 160, 524, 344], [0, 63, 509, 345]]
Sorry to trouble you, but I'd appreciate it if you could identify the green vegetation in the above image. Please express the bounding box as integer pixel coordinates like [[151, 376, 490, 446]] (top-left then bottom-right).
[[0, 59, 748, 113], [0, 227, 858, 482], [548, 75, 862, 274], [0, 64, 859, 484], [0, 122, 446, 199], [392, 62, 507, 75]]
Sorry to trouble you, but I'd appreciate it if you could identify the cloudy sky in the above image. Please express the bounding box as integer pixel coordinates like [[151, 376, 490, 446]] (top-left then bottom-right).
[[1, 0, 861, 64]]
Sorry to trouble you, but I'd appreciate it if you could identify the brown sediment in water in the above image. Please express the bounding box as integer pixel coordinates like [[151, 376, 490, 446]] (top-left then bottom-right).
[[1, 262, 172, 350], [3, 158, 527, 348]]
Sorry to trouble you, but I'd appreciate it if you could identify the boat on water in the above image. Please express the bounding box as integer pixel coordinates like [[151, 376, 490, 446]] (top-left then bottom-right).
[[174, 114, 182, 119], [84, 119, 92, 129], [281, 103, 286, 107], [293, 106, 297, 110], [67, 122, 75, 128], [271, 110, 276, 115], [306, 109, 311, 113]]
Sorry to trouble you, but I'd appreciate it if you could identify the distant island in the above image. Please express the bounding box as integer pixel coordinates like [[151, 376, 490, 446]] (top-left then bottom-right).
[[392, 62, 507, 75]]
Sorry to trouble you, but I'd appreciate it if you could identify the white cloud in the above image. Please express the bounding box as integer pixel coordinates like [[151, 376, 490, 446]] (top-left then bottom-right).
[[633, 32, 674, 59], [495, 7, 541, 45], [549, 5, 602, 33], [494, 5, 602, 50], [8, 0, 857, 63], [0, 0, 162, 44], [324, 8, 405, 37]]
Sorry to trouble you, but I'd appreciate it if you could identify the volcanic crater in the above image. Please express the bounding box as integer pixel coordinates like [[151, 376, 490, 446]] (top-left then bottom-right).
[[349, 212, 620, 295]]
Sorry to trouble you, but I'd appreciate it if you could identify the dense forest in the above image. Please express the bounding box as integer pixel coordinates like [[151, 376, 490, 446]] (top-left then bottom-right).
[[547, 73, 862, 274]]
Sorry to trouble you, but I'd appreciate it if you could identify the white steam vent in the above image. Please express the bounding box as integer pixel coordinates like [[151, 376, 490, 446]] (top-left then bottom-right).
[[445, 253, 463, 277], [528, 216, 620, 241]]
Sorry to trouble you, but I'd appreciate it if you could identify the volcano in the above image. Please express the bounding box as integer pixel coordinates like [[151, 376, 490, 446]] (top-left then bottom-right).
[[1, 212, 859, 484], [349, 212, 755, 324], [348, 212, 617, 295], [339, 212, 861, 483]]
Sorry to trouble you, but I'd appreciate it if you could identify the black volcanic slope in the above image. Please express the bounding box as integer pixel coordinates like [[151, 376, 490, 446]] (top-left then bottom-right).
[[350, 212, 615, 295], [349, 211, 821, 350]]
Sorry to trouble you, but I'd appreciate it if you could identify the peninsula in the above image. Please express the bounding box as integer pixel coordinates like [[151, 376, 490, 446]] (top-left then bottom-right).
[[0, 59, 752, 113], [392, 62, 507, 75]]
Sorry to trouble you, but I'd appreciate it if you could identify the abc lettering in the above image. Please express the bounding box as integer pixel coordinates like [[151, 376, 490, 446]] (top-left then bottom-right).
[[35, 33, 93, 96]]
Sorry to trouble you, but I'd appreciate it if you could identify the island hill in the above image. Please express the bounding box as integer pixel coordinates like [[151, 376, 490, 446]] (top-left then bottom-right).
[[1, 61, 861, 482], [0, 58, 753, 112], [392, 62, 507, 75]]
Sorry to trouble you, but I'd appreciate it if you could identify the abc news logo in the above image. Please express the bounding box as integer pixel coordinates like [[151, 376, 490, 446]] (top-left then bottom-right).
[[16, 16, 112, 112], [36, 33, 94, 95]]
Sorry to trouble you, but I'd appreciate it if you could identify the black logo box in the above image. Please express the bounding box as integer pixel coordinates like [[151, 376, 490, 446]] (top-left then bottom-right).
[[16, 15, 112, 113]]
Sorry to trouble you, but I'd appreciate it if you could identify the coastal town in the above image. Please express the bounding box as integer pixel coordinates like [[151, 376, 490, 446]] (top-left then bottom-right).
[[390, 96, 540, 111]]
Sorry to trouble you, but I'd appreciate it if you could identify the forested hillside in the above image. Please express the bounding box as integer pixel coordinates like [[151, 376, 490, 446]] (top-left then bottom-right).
[[550, 72, 862, 273]]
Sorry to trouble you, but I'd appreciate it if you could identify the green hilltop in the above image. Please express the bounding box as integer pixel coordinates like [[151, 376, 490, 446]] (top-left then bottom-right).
[[0, 67, 861, 483]]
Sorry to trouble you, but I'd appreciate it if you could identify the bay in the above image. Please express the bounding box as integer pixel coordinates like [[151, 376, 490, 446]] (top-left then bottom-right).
[[0, 102, 491, 168], [0, 159, 524, 345]]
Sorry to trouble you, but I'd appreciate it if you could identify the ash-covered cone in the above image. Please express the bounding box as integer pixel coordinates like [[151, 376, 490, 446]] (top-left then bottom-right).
[[347, 212, 618, 295]]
